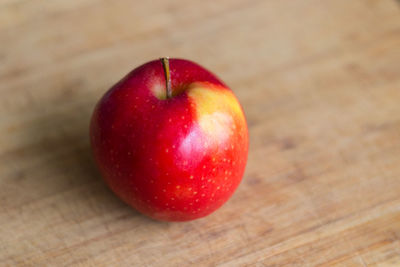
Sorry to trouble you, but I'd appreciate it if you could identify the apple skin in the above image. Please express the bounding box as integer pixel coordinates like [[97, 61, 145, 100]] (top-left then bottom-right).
[[90, 58, 248, 221]]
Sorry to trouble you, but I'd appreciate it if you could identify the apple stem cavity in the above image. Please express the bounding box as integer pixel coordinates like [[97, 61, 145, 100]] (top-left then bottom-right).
[[161, 57, 172, 99]]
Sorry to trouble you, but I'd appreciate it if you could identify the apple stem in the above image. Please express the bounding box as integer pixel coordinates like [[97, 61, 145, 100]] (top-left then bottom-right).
[[161, 57, 172, 99]]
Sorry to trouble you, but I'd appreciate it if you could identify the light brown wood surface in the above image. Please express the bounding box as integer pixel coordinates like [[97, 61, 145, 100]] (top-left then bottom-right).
[[1, 0, 400, 266]]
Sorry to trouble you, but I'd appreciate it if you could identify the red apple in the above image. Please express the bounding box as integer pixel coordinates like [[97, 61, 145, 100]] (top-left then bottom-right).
[[90, 58, 248, 221]]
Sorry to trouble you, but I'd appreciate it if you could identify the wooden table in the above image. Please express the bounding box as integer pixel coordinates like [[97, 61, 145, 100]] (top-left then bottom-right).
[[1, 0, 400, 266]]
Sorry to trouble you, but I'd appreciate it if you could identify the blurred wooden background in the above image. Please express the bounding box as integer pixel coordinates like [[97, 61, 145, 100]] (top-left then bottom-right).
[[1, 0, 400, 266]]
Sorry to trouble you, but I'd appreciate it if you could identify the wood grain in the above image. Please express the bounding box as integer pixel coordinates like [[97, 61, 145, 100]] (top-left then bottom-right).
[[1, 0, 400, 266]]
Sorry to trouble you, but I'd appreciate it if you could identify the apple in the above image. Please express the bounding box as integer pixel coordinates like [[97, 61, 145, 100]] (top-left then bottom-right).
[[90, 58, 248, 221]]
